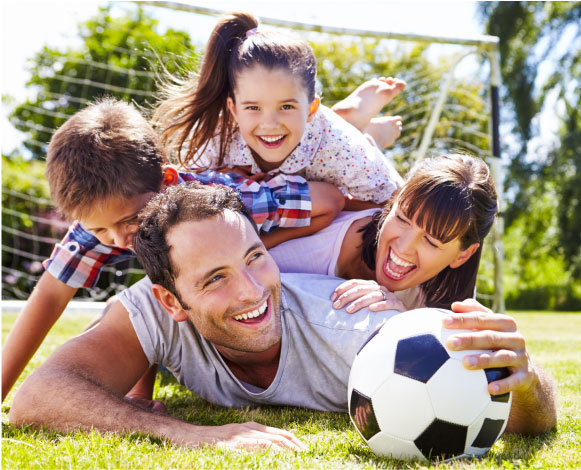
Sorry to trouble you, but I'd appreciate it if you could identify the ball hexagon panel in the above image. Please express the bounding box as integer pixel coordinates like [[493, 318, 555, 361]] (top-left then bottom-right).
[[426, 358, 491, 426], [394, 334, 449, 383], [372, 374, 435, 441], [349, 326, 397, 397], [349, 388, 381, 441], [367, 432, 425, 460], [414, 418, 468, 460]]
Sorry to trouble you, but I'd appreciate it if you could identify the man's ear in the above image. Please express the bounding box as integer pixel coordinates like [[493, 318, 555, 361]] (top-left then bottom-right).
[[151, 284, 188, 322], [307, 97, 320, 122], [161, 166, 179, 188], [449, 242, 480, 269], [227, 96, 238, 123]]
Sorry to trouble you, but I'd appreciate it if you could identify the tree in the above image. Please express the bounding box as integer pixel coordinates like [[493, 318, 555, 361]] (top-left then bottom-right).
[[478, 2, 581, 276], [8, 5, 197, 160]]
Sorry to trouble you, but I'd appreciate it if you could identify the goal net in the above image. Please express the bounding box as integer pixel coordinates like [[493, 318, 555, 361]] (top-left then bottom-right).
[[2, 3, 503, 308]]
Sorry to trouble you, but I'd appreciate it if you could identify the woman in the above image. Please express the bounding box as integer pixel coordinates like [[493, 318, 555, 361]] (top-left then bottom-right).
[[269, 153, 498, 311]]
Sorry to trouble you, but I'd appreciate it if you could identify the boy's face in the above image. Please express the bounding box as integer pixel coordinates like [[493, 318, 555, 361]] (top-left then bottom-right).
[[80, 193, 156, 250]]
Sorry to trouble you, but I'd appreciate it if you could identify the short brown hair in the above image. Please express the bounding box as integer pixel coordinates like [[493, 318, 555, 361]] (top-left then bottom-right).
[[133, 182, 257, 308], [45, 98, 166, 220]]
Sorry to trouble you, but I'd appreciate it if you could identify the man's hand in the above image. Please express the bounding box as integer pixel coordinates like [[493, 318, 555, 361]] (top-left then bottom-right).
[[443, 298, 557, 434], [443, 298, 533, 396], [208, 422, 306, 451]]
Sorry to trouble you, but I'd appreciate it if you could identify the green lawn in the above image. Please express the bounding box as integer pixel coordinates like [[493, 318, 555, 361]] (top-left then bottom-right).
[[2, 311, 580, 469]]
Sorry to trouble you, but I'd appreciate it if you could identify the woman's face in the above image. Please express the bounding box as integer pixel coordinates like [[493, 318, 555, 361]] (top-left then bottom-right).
[[375, 203, 475, 292]]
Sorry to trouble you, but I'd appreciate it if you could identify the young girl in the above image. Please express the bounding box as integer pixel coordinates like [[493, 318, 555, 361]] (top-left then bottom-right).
[[154, 12, 403, 207], [268, 153, 498, 311]]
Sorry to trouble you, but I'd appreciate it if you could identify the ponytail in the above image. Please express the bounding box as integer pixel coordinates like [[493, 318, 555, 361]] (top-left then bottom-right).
[[154, 12, 316, 169]]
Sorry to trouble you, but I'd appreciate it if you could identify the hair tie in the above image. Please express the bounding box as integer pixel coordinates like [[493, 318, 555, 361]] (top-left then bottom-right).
[[245, 27, 258, 38]]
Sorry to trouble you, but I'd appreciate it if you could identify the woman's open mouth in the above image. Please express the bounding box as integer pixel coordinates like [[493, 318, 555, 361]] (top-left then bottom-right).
[[383, 248, 416, 281]]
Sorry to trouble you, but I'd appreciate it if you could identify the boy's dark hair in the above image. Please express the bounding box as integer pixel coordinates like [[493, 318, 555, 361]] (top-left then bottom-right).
[[45, 98, 166, 220], [133, 182, 258, 308], [359, 153, 498, 309], [153, 11, 317, 168]]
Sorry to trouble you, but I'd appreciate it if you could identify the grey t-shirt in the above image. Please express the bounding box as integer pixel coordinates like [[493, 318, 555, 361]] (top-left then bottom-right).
[[120, 273, 399, 412]]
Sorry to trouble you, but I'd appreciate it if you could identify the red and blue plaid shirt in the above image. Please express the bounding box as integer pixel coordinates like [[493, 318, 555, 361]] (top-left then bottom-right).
[[43, 169, 311, 288]]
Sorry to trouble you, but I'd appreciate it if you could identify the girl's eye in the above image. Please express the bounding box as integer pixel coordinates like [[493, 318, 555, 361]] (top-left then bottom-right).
[[281, 104, 294, 110], [246, 106, 259, 111], [396, 215, 409, 225]]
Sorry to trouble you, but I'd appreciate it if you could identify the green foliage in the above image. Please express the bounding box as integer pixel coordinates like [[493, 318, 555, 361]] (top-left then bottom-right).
[[3, 311, 580, 469], [502, 180, 581, 310], [479, 2, 581, 303], [8, 5, 197, 159]]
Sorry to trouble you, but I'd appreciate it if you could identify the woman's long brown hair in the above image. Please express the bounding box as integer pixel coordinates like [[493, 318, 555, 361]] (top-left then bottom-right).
[[359, 154, 498, 309]]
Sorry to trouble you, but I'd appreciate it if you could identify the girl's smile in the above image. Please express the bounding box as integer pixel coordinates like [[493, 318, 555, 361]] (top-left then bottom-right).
[[227, 66, 319, 172]]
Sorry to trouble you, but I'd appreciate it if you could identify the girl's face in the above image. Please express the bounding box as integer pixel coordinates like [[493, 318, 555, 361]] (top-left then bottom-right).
[[227, 66, 319, 172], [375, 203, 478, 292]]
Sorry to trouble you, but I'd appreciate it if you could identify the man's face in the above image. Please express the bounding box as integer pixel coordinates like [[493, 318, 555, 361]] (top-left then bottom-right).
[[166, 210, 282, 357]]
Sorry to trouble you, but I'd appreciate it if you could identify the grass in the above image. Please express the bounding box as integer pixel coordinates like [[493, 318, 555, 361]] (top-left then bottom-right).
[[2, 311, 580, 469]]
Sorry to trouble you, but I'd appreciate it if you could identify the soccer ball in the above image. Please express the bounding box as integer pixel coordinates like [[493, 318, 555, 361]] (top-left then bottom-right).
[[348, 308, 512, 461]]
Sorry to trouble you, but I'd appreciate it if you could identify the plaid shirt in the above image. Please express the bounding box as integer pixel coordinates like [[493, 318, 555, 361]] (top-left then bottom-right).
[[43, 169, 311, 288]]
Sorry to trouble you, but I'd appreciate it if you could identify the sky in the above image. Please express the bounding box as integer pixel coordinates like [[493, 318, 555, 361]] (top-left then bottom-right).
[[1, 0, 490, 154]]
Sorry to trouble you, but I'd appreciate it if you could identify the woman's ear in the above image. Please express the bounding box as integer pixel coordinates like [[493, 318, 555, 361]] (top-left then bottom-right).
[[151, 284, 188, 322], [449, 242, 480, 269], [307, 97, 320, 122], [161, 166, 179, 188], [227, 96, 238, 123]]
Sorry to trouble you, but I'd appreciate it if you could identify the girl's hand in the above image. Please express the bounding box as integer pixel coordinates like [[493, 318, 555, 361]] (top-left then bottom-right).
[[331, 279, 406, 313]]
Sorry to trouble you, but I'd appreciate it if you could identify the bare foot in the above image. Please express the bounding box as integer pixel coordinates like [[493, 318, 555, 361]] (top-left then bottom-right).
[[364, 116, 403, 149], [332, 77, 406, 131]]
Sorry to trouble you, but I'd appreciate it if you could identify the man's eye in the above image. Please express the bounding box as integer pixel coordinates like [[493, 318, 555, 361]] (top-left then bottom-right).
[[281, 104, 294, 110], [249, 251, 264, 262], [206, 274, 224, 286]]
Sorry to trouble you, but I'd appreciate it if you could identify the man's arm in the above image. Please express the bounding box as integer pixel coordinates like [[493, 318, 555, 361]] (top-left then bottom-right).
[[444, 299, 557, 435], [2, 272, 77, 401], [9, 300, 305, 451]]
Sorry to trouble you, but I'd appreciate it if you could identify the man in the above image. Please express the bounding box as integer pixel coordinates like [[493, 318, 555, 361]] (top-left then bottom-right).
[[10, 183, 557, 451]]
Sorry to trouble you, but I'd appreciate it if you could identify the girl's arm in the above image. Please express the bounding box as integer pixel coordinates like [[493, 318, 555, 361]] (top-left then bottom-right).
[[2, 272, 77, 401], [261, 182, 344, 249]]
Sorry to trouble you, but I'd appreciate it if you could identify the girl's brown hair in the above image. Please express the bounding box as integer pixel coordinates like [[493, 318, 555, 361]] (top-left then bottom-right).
[[359, 154, 498, 309], [153, 12, 317, 169]]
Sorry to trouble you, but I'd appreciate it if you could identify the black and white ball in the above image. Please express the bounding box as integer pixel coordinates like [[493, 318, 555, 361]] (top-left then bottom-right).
[[348, 308, 512, 461]]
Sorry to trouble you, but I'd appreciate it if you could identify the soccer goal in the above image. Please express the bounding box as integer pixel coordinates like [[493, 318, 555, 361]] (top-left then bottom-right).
[[2, 2, 505, 311]]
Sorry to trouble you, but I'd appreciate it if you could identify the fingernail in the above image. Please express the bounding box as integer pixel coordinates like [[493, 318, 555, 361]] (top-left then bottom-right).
[[330, 293, 337, 302], [333, 301, 341, 309], [448, 337, 460, 349], [442, 316, 453, 326], [466, 357, 478, 368], [492, 384, 500, 393], [346, 305, 354, 313]]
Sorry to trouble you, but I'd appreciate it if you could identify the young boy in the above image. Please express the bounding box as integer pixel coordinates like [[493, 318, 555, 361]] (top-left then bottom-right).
[[1, 98, 345, 403]]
